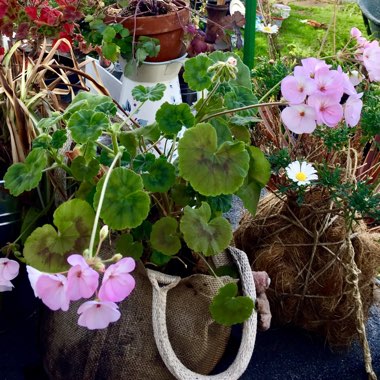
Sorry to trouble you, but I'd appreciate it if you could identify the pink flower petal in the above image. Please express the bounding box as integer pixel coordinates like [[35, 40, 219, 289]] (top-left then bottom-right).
[[98, 274, 135, 302], [67, 265, 99, 301], [308, 94, 343, 127], [36, 274, 70, 311], [281, 104, 317, 134], [67, 254, 88, 268], [27, 266, 43, 297], [77, 300, 121, 329], [0, 258, 20, 281], [344, 93, 363, 127]]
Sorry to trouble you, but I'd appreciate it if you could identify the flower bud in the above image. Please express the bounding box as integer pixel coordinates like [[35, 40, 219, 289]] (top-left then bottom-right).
[[99, 225, 109, 241], [111, 253, 123, 262]]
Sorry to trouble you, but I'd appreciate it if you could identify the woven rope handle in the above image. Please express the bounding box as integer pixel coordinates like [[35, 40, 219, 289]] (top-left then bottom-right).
[[147, 247, 257, 380]]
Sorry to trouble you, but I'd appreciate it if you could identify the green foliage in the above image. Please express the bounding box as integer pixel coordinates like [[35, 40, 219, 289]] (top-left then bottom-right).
[[132, 83, 166, 102], [4, 149, 47, 196], [268, 149, 291, 174], [178, 123, 250, 196], [156, 102, 195, 135], [93, 168, 150, 230], [141, 156, 176, 193], [361, 86, 380, 141], [314, 125, 353, 152], [210, 282, 254, 326], [183, 55, 213, 91], [150, 217, 181, 256], [115, 233, 143, 260], [180, 202, 232, 256], [23, 200, 96, 273]]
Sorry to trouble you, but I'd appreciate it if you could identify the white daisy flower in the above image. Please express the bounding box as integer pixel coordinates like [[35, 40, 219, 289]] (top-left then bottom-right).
[[286, 161, 318, 186], [258, 23, 279, 34]]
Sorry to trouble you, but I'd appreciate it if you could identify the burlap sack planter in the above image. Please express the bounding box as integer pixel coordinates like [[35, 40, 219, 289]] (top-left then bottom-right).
[[40, 247, 257, 380], [234, 193, 380, 349]]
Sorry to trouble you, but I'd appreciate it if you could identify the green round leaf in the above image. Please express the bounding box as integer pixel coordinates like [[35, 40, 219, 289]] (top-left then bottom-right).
[[93, 167, 150, 230], [183, 55, 213, 91], [115, 233, 143, 260], [225, 85, 258, 117], [210, 282, 254, 326], [4, 148, 47, 196], [133, 152, 155, 172], [23, 199, 96, 273], [156, 102, 195, 135], [150, 217, 181, 256], [68, 110, 109, 144], [180, 202, 232, 256], [247, 146, 271, 187], [150, 250, 172, 266], [71, 156, 100, 182], [178, 123, 250, 196], [142, 156, 176, 193], [132, 83, 166, 102]]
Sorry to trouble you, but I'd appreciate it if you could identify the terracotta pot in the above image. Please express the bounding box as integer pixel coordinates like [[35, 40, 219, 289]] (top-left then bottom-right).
[[106, 3, 190, 62]]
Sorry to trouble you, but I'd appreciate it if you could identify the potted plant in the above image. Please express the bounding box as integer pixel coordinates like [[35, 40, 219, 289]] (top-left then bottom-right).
[[3, 52, 270, 379], [235, 28, 380, 379]]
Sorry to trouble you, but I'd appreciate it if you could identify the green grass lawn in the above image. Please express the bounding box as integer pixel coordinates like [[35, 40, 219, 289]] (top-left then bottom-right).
[[254, 2, 366, 58]]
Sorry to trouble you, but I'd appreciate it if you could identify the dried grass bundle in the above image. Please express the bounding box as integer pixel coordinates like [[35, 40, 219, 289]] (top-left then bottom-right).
[[235, 191, 380, 349]]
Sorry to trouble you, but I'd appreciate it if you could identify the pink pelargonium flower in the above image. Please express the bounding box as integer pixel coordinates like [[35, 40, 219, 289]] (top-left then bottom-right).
[[67, 254, 99, 301], [350, 27, 362, 39], [27, 265, 43, 297], [363, 45, 380, 82], [77, 300, 121, 330], [281, 74, 316, 104], [297, 58, 330, 79], [36, 274, 70, 311], [98, 257, 136, 303], [0, 258, 19, 282], [308, 94, 343, 127], [344, 93, 363, 127], [337, 67, 357, 96], [313, 67, 344, 101], [281, 104, 317, 134]]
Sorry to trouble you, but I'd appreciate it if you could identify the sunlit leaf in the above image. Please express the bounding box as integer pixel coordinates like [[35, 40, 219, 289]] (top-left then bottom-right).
[[178, 123, 250, 196], [132, 83, 166, 102], [183, 54, 213, 91]]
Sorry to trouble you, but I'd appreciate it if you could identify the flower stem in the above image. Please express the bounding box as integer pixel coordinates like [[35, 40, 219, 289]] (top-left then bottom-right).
[[88, 151, 122, 258], [201, 101, 286, 122]]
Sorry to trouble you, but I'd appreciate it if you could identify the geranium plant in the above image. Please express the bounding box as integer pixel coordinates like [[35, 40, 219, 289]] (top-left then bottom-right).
[[0, 0, 100, 53], [3, 52, 271, 329]]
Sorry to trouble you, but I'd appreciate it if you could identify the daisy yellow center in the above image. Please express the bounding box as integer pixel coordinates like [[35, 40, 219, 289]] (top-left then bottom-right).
[[263, 26, 271, 32], [295, 171, 307, 181]]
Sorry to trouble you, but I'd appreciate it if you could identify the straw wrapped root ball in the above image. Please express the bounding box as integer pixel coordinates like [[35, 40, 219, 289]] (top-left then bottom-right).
[[234, 193, 380, 348]]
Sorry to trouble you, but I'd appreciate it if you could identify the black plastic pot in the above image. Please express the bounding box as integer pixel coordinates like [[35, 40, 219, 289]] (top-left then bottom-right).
[[358, 0, 380, 38], [44, 54, 81, 104], [0, 180, 21, 247]]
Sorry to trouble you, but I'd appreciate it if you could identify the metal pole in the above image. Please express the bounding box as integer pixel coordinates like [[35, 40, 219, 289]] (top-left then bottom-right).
[[243, 0, 257, 69]]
